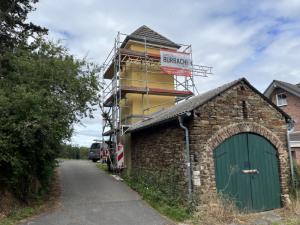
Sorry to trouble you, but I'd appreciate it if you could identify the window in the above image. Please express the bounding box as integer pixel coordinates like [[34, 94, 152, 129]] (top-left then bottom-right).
[[91, 143, 101, 149], [276, 93, 287, 106]]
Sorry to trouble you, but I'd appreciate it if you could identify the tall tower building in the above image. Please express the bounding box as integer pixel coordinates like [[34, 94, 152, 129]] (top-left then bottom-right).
[[101, 25, 211, 169]]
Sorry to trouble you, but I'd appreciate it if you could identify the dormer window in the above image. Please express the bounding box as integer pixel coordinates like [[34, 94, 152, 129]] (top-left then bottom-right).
[[276, 93, 287, 106]]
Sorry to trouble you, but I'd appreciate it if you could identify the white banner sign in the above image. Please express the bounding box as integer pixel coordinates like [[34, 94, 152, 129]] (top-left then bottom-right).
[[160, 49, 192, 76]]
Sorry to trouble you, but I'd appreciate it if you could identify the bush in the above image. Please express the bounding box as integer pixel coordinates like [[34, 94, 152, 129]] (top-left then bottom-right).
[[59, 144, 89, 160], [295, 163, 300, 189], [79, 147, 89, 160], [0, 38, 99, 201], [123, 170, 191, 221]]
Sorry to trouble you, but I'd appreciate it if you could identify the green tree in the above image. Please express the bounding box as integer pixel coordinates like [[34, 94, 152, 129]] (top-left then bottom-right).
[[0, 0, 46, 51], [0, 0, 100, 201], [0, 38, 100, 200], [59, 144, 89, 160]]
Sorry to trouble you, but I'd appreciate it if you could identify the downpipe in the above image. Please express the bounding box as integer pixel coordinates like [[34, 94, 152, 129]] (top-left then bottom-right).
[[178, 112, 192, 204], [287, 119, 295, 189], [287, 130, 295, 189]]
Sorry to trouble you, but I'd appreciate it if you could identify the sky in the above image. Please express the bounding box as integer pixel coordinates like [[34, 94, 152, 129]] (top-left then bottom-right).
[[28, 0, 300, 147]]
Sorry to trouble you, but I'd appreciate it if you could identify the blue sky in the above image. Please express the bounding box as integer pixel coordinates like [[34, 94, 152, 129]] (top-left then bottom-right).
[[29, 0, 300, 147]]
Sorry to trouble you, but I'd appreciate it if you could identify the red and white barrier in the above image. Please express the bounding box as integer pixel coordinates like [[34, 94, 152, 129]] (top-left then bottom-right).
[[116, 144, 124, 168]]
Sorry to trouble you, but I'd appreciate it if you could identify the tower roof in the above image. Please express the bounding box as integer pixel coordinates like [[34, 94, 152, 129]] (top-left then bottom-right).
[[122, 25, 180, 49]]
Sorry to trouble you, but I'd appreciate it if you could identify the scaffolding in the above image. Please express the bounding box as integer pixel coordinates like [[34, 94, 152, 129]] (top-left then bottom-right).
[[101, 32, 212, 151]]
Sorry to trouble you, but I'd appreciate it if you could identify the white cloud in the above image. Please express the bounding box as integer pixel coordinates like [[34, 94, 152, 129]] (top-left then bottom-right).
[[28, 0, 300, 146], [259, 0, 300, 19]]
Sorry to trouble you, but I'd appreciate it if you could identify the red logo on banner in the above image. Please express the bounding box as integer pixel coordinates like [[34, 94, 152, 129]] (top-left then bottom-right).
[[160, 66, 192, 77]]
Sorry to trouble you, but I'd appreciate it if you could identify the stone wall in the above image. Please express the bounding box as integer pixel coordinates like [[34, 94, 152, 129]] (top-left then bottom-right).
[[189, 81, 290, 203], [131, 122, 188, 195], [130, 80, 290, 204]]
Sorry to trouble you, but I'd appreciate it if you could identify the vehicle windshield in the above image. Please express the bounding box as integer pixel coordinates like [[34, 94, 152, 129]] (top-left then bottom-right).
[[90, 143, 101, 150]]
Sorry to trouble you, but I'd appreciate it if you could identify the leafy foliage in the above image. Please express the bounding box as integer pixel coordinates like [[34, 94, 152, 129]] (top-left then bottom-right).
[[0, 0, 100, 202], [295, 163, 300, 189], [0, 0, 47, 51], [0, 206, 35, 225], [122, 170, 191, 221], [0, 38, 100, 200], [59, 144, 89, 160]]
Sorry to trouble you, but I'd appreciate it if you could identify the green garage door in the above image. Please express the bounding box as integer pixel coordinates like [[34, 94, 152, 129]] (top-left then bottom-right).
[[213, 133, 281, 211]]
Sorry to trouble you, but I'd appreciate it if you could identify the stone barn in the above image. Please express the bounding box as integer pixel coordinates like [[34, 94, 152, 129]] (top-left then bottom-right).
[[127, 78, 292, 212]]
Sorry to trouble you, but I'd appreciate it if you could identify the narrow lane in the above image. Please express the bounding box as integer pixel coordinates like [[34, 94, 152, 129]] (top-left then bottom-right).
[[21, 160, 170, 225]]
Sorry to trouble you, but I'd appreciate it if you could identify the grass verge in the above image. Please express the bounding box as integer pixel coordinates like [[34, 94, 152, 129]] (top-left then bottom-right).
[[96, 162, 109, 172], [192, 191, 300, 225], [0, 207, 36, 225], [275, 191, 300, 225], [192, 193, 246, 225], [122, 174, 191, 222], [0, 171, 61, 225], [96, 164, 190, 222]]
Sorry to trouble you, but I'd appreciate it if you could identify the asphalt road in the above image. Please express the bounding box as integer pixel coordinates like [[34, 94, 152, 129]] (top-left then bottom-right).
[[21, 160, 170, 225]]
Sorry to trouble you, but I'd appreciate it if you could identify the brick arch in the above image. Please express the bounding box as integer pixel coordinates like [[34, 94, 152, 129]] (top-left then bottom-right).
[[206, 122, 285, 153], [202, 122, 289, 201]]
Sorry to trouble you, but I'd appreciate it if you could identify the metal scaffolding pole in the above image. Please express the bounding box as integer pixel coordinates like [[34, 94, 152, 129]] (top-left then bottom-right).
[[100, 31, 212, 153]]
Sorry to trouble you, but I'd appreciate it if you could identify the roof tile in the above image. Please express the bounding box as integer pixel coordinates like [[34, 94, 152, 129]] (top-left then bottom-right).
[[128, 78, 243, 132], [124, 25, 180, 49], [264, 80, 300, 98], [128, 78, 291, 133]]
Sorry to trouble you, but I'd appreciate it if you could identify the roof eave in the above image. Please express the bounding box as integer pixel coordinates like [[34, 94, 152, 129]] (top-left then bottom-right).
[[129, 116, 178, 133], [128, 79, 245, 133], [128, 111, 192, 133], [129, 78, 292, 133], [264, 80, 300, 98], [263, 81, 276, 97], [121, 35, 181, 49]]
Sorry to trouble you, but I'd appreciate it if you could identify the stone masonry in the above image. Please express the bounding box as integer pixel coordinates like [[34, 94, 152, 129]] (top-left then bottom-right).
[[131, 122, 187, 194], [130, 80, 290, 205]]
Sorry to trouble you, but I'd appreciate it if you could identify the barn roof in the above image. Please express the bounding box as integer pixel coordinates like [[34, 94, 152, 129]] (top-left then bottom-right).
[[264, 80, 300, 98], [121, 25, 180, 49], [128, 78, 291, 133]]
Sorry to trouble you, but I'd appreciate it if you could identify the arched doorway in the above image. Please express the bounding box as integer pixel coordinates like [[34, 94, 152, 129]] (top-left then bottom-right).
[[213, 133, 281, 211]]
